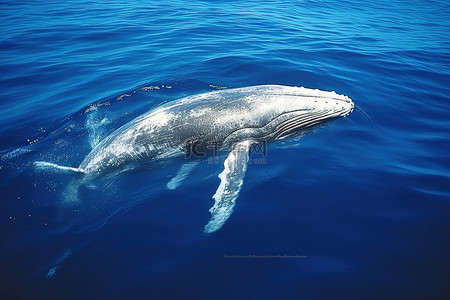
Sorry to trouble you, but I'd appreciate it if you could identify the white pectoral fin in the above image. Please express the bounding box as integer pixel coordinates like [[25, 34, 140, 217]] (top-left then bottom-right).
[[166, 161, 198, 190], [204, 141, 252, 233]]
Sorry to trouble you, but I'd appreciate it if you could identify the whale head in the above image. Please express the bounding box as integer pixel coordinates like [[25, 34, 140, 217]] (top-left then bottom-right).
[[262, 85, 354, 139], [221, 85, 354, 144]]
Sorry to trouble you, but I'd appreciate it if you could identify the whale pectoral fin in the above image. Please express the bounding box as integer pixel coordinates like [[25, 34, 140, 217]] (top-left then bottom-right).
[[204, 140, 252, 234], [166, 161, 198, 190]]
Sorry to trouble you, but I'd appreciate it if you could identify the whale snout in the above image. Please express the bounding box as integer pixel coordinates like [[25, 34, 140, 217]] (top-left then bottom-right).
[[325, 90, 354, 117], [310, 91, 354, 118], [337, 96, 354, 117]]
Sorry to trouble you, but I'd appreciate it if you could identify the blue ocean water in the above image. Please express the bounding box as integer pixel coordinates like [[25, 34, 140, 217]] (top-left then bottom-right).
[[1, 0, 449, 298]]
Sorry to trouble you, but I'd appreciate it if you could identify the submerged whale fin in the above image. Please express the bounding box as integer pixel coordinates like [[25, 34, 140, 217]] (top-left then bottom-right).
[[166, 161, 198, 190], [34, 161, 85, 174], [34, 161, 86, 203], [204, 140, 252, 233], [62, 178, 84, 203]]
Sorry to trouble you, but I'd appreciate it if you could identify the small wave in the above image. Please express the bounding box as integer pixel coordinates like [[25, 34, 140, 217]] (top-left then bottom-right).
[[1, 148, 32, 160]]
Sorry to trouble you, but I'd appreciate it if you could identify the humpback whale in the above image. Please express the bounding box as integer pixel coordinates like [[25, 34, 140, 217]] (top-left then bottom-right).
[[35, 85, 354, 233]]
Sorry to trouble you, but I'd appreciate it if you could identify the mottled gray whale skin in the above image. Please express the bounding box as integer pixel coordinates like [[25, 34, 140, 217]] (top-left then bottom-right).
[[79, 85, 353, 174], [36, 84, 354, 233]]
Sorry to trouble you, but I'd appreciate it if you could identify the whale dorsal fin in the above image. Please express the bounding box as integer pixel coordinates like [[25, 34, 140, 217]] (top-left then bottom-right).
[[204, 140, 252, 233]]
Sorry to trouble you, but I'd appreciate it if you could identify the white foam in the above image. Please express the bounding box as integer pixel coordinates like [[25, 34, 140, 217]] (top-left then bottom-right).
[[1, 148, 32, 160], [34, 161, 84, 174]]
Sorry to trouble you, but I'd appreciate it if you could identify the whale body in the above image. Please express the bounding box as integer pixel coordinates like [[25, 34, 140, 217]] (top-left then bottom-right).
[[36, 85, 354, 233]]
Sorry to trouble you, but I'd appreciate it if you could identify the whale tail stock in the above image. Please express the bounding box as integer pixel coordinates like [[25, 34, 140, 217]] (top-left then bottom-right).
[[34, 161, 85, 174]]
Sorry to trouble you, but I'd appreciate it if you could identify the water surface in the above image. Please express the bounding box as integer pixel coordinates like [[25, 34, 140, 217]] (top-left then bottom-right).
[[1, 0, 449, 298]]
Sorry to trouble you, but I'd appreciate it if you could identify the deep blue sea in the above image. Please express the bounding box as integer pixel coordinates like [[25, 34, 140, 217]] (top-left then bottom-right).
[[1, 0, 450, 299]]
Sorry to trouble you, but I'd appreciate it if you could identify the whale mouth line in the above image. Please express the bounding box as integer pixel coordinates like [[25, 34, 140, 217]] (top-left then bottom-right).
[[268, 93, 352, 103], [223, 107, 349, 144]]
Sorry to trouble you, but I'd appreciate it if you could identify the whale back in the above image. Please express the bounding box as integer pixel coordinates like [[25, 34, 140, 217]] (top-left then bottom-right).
[[79, 85, 353, 174]]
